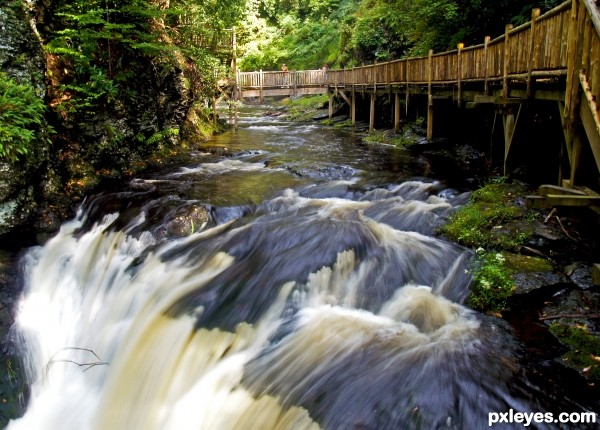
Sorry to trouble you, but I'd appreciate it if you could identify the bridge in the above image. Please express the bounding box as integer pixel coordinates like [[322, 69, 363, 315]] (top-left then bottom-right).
[[229, 0, 600, 200]]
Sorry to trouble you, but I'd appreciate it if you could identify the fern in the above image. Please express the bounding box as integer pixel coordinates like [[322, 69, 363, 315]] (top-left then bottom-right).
[[0, 74, 45, 162]]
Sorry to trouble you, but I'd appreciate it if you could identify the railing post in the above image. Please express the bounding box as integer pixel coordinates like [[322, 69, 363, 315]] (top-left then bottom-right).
[[259, 69, 264, 102], [369, 93, 376, 132], [394, 92, 401, 132], [503, 24, 513, 99], [405, 60, 410, 115], [483, 36, 491, 95], [527, 8, 541, 98], [563, 0, 586, 186], [427, 49, 434, 139], [457, 43, 464, 107]]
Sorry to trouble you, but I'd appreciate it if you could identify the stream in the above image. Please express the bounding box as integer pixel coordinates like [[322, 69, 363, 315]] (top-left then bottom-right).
[[4, 106, 598, 429]]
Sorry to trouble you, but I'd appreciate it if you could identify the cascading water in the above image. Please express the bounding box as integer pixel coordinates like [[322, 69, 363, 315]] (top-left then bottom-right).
[[7, 107, 594, 429]]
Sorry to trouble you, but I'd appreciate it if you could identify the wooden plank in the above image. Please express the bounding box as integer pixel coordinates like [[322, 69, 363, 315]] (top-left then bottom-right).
[[579, 73, 600, 171], [593, 263, 600, 285], [538, 184, 586, 196], [526, 194, 600, 208]]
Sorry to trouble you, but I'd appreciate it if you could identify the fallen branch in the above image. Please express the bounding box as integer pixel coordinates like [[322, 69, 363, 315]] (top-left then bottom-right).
[[539, 313, 600, 321], [44, 347, 109, 379], [554, 216, 578, 241], [544, 207, 557, 223]]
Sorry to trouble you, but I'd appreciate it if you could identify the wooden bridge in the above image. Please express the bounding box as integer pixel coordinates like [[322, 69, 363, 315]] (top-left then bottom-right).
[[231, 0, 600, 197]]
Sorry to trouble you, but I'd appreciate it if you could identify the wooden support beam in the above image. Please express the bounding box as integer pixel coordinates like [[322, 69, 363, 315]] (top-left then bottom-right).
[[369, 94, 377, 131], [593, 264, 600, 285], [337, 90, 351, 106], [526, 194, 600, 208], [579, 71, 600, 172], [503, 112, 516, 175], [351, 90, 356, 126], [502, 103, 522, 175], [369, 94, 376, 132], [328, 92, 334, 119], [538, 184, 586, 196], [394, 93, 401, 132], [405, 61, 410, 116], [427, 49, 433, 139], [563, 0, 586, 185], [212, 95, 217, 126], [527, 9, 541, 98]]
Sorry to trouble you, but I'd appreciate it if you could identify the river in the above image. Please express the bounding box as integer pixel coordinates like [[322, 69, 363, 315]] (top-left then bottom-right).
[[5, 106, 596, 429]]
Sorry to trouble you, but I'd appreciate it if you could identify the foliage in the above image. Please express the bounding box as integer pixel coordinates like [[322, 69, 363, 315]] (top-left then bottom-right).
[[239, 0, 567, 70], [0, 73, 46, 162], [467, 250, 514, 312]]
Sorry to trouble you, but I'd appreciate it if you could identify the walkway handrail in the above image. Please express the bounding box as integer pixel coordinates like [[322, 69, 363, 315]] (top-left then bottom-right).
[[238, 69, 327, 89]]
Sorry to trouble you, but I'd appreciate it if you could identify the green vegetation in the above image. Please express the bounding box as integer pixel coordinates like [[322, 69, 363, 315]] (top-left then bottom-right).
[[281, 94, 328, 120], [238, 0, 565, 70], [468, 250, 514, 312], [549, 321, 600, 380], [440, 181, 532, 250], [0, 73, 46, 162], [439, 180, 541, 312], [363, 129, 420, 148]]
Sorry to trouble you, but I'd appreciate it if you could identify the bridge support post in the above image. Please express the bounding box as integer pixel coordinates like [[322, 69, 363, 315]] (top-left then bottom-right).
[[369, 94, 376, 132], [502, 103, 522, 175], [351, 90, 356, 126], [427, 49, 433, 140], [329, 93, 334, 119], [427, 96, 434, 140], [394, 93, 401, 132]]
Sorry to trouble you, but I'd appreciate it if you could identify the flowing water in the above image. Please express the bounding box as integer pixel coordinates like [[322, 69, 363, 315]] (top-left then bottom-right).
[[6, 107, 595, 429]]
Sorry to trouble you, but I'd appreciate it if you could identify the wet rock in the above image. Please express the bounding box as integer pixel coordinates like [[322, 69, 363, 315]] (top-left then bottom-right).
[[565, 263, 595, 290], [165, 205, 210, 237]]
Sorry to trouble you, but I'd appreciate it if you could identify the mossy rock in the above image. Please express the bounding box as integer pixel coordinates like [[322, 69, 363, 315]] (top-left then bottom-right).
[[549, 321, 600, 381]]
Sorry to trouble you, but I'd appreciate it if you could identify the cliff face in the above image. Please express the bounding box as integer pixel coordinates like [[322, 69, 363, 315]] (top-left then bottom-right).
[[0, 0, 197, 241], [0, 0, 50, 240]]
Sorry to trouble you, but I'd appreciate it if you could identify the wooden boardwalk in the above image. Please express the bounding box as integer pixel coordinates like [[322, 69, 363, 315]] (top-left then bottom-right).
[[233, 0, 600, 195]]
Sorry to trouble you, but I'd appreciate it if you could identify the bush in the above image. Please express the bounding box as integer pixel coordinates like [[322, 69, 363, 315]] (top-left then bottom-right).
[[0, 73, 45, 162]]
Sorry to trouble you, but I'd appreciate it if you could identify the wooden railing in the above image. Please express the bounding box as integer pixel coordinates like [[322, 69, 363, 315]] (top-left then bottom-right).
[[237, 1, 573, 91], [234, 0, 600, 179], [324, 1, 571, 88], [238, 69, 328, 89]]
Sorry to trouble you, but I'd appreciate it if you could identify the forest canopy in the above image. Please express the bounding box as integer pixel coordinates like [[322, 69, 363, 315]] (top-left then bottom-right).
[[238, 0, 566, 71]]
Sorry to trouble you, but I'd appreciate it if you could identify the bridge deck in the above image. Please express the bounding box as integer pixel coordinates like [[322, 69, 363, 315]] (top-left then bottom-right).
[[234, 0, 600, 186]]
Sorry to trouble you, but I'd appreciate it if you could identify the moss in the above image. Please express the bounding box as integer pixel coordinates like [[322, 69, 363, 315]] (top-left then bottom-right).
[[282, 94, 329, 120], [503, 253, 552, 272], [439, 181, 534, 251], [363, 129, 419, 148], [549, 322, 600, 380]]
